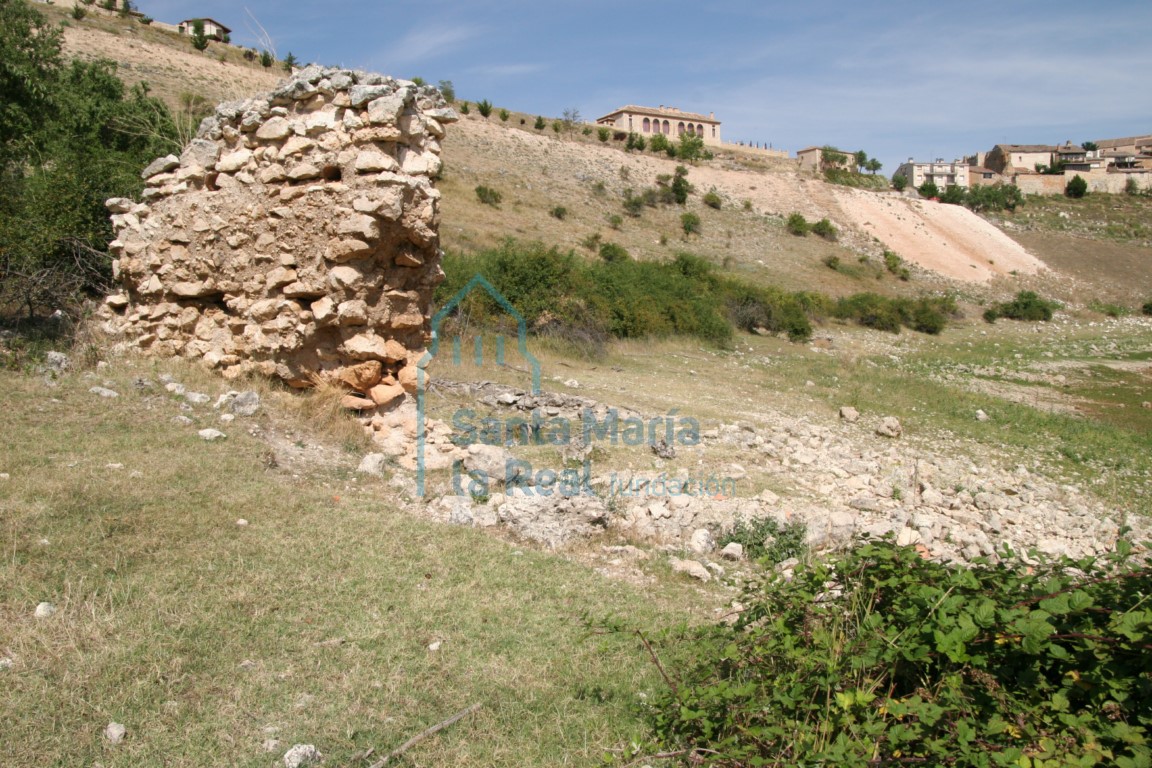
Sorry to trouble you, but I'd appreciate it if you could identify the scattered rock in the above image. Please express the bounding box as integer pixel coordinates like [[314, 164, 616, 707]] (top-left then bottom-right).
[[34, 601, 56, 618], [198, 429, 227, 441], [357, 453, 388, 476], [283, 744, 323, 768], [105, 722, 127, 745], [89, 386, 119, 398], [45, 351, 71, 373], [875, 416, 902, 438], [669, 556, 711, 582], [236, 519, 249, 527], [720, 542, 745, 561], [427, 640, 442, 651], [688, 528, 715, 554], [839, 406, 860, 423], [975, 409, 989, 422], [0, 657, 13, 671]]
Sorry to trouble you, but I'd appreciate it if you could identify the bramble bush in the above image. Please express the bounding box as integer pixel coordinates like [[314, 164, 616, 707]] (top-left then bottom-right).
[[622, 537, 1152, 768]]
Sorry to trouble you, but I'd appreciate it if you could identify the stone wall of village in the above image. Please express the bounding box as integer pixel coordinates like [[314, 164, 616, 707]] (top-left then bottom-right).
[[98, 66, 457, 412]]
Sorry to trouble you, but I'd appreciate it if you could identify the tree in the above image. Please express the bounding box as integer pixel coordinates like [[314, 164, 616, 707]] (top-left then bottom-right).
[[1066, 174, 1088, 198], [918, 180, 940, 199], [939, 185, 966, 205], [561, 107, 581, 130], [597, 127, 610, 143], [865, 158, 882, 174], [680, 212, 701, 237], [671, 165, 691, 205], [436, 79, 455, 103], [1081, 141, 1098, 151], [0, 4, 177, 318], [821, 146, 848, 168], [677, 133, 707, 162], [854, 150, 868, 169], [190, 19, 209, 51], [259, 50, 273, 68], [534, 115, 545, 130], [281, 52, 299, 72], [892, 174, 908, 191], [476, 99, 493, 118]]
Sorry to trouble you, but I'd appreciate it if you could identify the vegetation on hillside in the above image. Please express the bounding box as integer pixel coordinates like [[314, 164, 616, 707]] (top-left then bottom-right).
[[0, 0, 177, 319], [623, 537, 1152, 767]]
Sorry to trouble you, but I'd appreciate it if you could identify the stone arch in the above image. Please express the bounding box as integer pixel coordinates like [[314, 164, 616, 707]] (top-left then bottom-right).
[[643, 117, 651, 133]]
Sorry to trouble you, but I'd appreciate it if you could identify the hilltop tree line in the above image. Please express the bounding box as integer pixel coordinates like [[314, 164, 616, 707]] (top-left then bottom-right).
[[0, 0, 179, 318]]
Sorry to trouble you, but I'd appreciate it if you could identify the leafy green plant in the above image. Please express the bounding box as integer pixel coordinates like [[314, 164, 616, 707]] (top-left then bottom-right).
[[919, 180, 940, 199], [892, 174, 908, 191], [832, 293, 955, 334], [436, 79, 455, 103], [785, 212, 809, 236], [552, 120, 562, 133], [259, 50, 273, 68], [549, 206, 567, 221], [822, 255, 841, 271], [621, 190, 644, 218], [189, 19, 208, 51], [626, 537, 1152, 768], [702, 189, 722, 209], [811, 217, 837, 240], [281, 52, 299, 72], [680, 212, 701, 237], [607, 214, 622, 230], [677, 133, 709, 162], [648, 133, 670, 154], [1143, 299, 1152, 317], [476, 99, 493, 118], [597, 127, 611, 142], [1088, 300, 1130, 318], [671, 165, 691, 205], [70, 4, 86, 19], [459, 101, 470, 115], [883, 250, 910, 280], [580, 233, 602, 252], [719, 515, 806, 564], [498, 108, 510, 122], [474, 185, 502, 207]]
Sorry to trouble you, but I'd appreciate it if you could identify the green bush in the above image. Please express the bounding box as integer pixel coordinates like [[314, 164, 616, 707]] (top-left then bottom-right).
[[476, 99, 493, 118], [702, 189, 722, 209], [606, 214, 622, 230], [918, 180, 940, 199], [984, 291, 1060, 323], [533, 115, 545, 130], [648, 133, 670, 154], [892, 174, 908, 191], [680, 212, 701, 237], [677, 133, 709, 162], [883, 250, 911, 280], [259, 50, 273, 68], [597, 126, 610, 142], [598, 242, 630, 263], [630, 538, 1152, 768], [811, 217, 837, 240], [621, 190, 644, 218], [1143, 299, 1152, 316], [671, 165, 691, 205], [498, 108, 510, 122], [785, 212, 809, 236], [1066, 174, 1088, 198], [474, 185, 501, 207], [939, 184, 966, 205], [549, 206, 567, 220], [459, 101, 470, 115], [822, 255, 840, 271], [832, 293, 954, 335], [718, 515, 806, 565], [70, 4, 86, 19]]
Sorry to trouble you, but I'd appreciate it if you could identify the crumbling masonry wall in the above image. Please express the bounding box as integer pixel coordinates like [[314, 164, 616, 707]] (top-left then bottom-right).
[[98, 66, 457, 404]]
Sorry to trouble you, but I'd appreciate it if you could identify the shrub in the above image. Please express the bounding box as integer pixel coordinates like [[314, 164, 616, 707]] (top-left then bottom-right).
[[498, 108, 509, 122], [598, 242, 630, 263], [1142, 299, 1152, 316], [918, 180, 940, 199], [549, 206, 567, 220], [281, 53, 299, 72], [580, 233, 601, 252], [702, 189, 722, 209], [630, 537, 1152, 768], [671, 166, 691, 205], [719, 515, 806, 565], [680, 212, 701, 236], [474, 185, 501, 207], [597, 127, 611, 142], [1066, 174, 1088, 198], [677, 133, 707, 162], [458, 101, 470, 115], [832, 293, 953, 334], [648, 133, 670, 154], [1125, 177, 1140, 196], [622, 190, 644, 218], [535, 115, 546, 129], [785, 212, 809, 236], [966, 182, 1023, 212], [259, 50, 273, 68], [939, 184, 966, 205], [883, 250, 910, 280], [811, 217, 837, 240], [984, 291, 1059, 323], [892, 174, 908, 191], [822, 255, 840, 271], [607, 214, 622, 230], [476, 99, 493, 118], [552, 120, 562, 133], [139, 14, 151, 23], [71, 4, 86, 19]]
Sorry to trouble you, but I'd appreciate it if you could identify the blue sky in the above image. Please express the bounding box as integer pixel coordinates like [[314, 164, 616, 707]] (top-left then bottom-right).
[[139, 0, 1151, 174]]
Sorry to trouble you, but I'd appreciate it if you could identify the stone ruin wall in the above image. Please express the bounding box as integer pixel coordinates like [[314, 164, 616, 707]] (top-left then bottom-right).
[[98, 66, 458, 412]]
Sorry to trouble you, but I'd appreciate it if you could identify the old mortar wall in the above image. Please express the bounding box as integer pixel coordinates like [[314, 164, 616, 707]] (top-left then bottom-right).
[[98, 65, 457, 406]]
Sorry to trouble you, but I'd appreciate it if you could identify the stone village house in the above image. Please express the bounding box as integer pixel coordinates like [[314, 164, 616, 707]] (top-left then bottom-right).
[[177, 18, 231, 42]]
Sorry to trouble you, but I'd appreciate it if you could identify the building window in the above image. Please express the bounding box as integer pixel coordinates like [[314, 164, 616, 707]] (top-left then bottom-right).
[[663, 120, 670, 135], [677, 122, 685, 136], [643, 117, 650, 133]]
